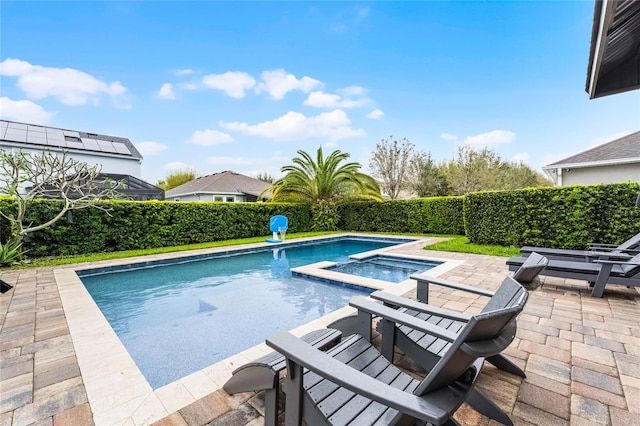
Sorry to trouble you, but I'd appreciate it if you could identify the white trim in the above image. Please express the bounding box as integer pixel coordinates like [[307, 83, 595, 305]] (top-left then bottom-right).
[[588, 0, 616, 98], [543, 157, 640, 171], [165, 190, 244, 198]]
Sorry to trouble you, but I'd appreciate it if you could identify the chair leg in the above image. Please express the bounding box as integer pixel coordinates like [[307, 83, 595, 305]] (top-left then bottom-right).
[[263, 388, 279, 426], [486, 354, 526, 378], [591, 264, 613, 298], [466, 388, 513, 426]]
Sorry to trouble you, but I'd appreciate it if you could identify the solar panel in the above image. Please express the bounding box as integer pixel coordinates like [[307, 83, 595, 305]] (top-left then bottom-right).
[[63, 130, 80, 137], [97, 140, 117, 153], [25, 134, 48, 145], [0, 127, 6, 139], [47, 138, 67, 148], [27, 126, 46, 134], [81, 138, 101, 151], [65, 141, 84, 150], [112, 142, 131, 155], [7, 123, 27, 130], [4, 130, 27, 142], [0, 121, 8, 129]]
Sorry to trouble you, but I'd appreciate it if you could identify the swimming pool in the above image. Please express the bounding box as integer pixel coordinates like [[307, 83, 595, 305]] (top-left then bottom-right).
[[326, 255, 442, 283], [79, 236, 412, 389]]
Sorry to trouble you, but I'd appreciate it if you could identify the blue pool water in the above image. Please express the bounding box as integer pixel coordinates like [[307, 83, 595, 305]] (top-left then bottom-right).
[[79, 237, 409, 389], [327, 255, 441, 283]]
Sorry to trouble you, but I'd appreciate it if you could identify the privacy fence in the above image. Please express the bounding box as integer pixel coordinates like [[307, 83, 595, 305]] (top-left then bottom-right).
[[1, 182, 638, 257]]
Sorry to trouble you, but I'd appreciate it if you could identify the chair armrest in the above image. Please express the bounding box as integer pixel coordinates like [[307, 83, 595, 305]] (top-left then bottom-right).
[[593, 259, 640, 265], [586, 251, 633, 260], [266, 330, 449, 424], [410, 274, 495, 297], [370, 291, 471, 322], [350, 296, 458, 342], [589, 243, 619, 249]]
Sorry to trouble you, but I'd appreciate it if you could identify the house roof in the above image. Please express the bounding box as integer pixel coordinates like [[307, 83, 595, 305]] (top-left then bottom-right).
[[544, 130, 640, 168], [586, 0, 640, 98], [0, 119, 143, 160], [165, 170, 271, 198]]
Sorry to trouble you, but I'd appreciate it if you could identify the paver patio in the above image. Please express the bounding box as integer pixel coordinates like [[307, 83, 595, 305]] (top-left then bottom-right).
[[1, 237, 639, 425]]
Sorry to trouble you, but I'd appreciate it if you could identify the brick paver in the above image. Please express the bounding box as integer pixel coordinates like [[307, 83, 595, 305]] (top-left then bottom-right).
[[1, 240, 639, 425]]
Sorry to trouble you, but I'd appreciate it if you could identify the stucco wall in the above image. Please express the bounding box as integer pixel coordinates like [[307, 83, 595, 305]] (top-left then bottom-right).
[[559, 163, 640, 186]]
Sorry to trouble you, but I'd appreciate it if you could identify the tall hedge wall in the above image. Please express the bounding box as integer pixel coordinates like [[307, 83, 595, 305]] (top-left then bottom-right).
[[0, 198, 312, 257], [338, 197, 465, 235], [464, 182, 640, 249]]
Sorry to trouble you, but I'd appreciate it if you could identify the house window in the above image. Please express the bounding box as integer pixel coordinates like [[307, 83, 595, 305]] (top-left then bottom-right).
[[226, 197, 234, 202], [215, 196, 223, 202]]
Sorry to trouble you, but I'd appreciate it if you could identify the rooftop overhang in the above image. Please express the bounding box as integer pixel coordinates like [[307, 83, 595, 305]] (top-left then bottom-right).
[[586, 0, 640, 99]]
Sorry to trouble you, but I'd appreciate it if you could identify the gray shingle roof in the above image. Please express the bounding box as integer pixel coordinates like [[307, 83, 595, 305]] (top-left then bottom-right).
[[546, 131, 640, 166], [0, 119, 143, 159], [165, 171, 271, 198]]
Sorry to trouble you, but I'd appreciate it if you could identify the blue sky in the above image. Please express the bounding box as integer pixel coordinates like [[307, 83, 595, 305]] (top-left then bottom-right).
[[1, 1, 639, 184]]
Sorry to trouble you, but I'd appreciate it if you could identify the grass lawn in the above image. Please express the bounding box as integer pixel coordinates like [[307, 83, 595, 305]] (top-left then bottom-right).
[[424, 235, 521, 257]]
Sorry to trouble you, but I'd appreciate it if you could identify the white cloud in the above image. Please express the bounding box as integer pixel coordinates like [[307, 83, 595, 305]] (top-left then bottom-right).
[[135, 141, 168, 156], [0, 58, 130, 108], [177, 82, 198, 90], [175, 69, 194, 76], [187, 129, 234, 146], [157, 83, 176, 100], [464, 130, 515, 147], [512, 152, 530, 163], [221, 109, 366, 141], [303, 91, 370, 108], [256, 69, 322, 100], [202, 71, 256, 98], [355, 6, 371, 22], [164, 161, 192, 171], [340, 86, 366, 96], [0, 97, 53, 124], [366, 109, 384, 119], [440, 133, 458, 141]]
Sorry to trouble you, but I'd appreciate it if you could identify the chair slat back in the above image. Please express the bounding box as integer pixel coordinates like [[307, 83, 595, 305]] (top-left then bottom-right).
[[620, 253, 640, 276], [415, 276, 528, 395], [513, 252, 548, 284], [619, 232, 640, 250]]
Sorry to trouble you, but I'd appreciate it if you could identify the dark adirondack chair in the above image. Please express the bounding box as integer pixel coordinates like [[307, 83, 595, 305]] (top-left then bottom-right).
[[266, 277, 528, 426], [519, 231, 640, 261], [508, 252, 640, 297]]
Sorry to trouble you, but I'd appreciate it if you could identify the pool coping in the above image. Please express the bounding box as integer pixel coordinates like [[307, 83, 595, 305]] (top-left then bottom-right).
[[55, 234, 461, 425]]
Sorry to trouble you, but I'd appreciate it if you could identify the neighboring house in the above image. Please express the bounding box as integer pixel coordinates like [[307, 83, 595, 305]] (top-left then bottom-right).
[[0, 119, 164, 200], [166, 170, 271, 202], [542, 131, 640, 186]]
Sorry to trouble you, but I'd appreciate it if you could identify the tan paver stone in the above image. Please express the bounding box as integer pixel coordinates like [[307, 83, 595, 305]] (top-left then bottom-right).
[[614, 352, 640, 379], [572, 381, 627, 409], [523, 372, 571, 396], [150, 412, 188, 426], [512, 401, 568, 426], [519, 340, 570, 363], [515, 328, 547, 344], [0, 371, 33, 412], [0, 355, 33, 381], [12, 384, 88, 426], [623, 385, 640, 414], [572, 342, 616, 367], [583, 319, 630, 334], [35, 377, 84, 402], [583, 334, 626, 353], [572, 366, 623, 395], [206, 403, 260, 426], [546, 335, 572, 351], [53, 402, 94, 426], [570, 415, 609, 426], [517, 382, 570, 419], [610, 406, 640, 426], [572, 324, 595, 336], [571, 394, 611, 424], [178, 391, 231, 425], [525, 354, 571, 385], [34, 359, 81, 391], [571, 356, 620, 377], [539, 317, 572, 331], [518, 320, 559, 337]]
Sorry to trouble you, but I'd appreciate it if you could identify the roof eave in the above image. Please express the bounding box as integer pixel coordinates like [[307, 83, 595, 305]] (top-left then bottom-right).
[[543, 156, 640, 170]]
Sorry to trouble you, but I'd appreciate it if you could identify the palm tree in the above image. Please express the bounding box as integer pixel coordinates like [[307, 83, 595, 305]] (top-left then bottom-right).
[[265, 147, 383, 204]]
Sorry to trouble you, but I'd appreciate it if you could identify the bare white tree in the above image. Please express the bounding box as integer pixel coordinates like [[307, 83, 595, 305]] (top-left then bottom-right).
[[0, 150, 121, 250], [368, 136, 415, 199]]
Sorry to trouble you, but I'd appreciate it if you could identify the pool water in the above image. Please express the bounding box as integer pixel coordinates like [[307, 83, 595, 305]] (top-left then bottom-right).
[[327, 256, 442, 283], [79, 237, 407, 389]]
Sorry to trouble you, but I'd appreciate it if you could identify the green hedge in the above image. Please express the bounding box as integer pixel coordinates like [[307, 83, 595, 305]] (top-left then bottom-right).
[[0, 198, 312, 256], [338, 197, 465, 235], [464, 182, 640, 248]]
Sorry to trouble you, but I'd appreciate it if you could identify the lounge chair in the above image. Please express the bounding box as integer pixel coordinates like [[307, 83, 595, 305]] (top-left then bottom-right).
[[519, 231, 640, 261], [266, 278, 528, 426], [368, 257, 544, 426], [507, 252, 640, 297]]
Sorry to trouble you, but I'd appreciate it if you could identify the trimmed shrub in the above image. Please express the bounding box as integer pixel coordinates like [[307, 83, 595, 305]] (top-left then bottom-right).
[[0, 198, 312, 257], [464, 182, 640, 248], [338, 197, 465, 235]]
